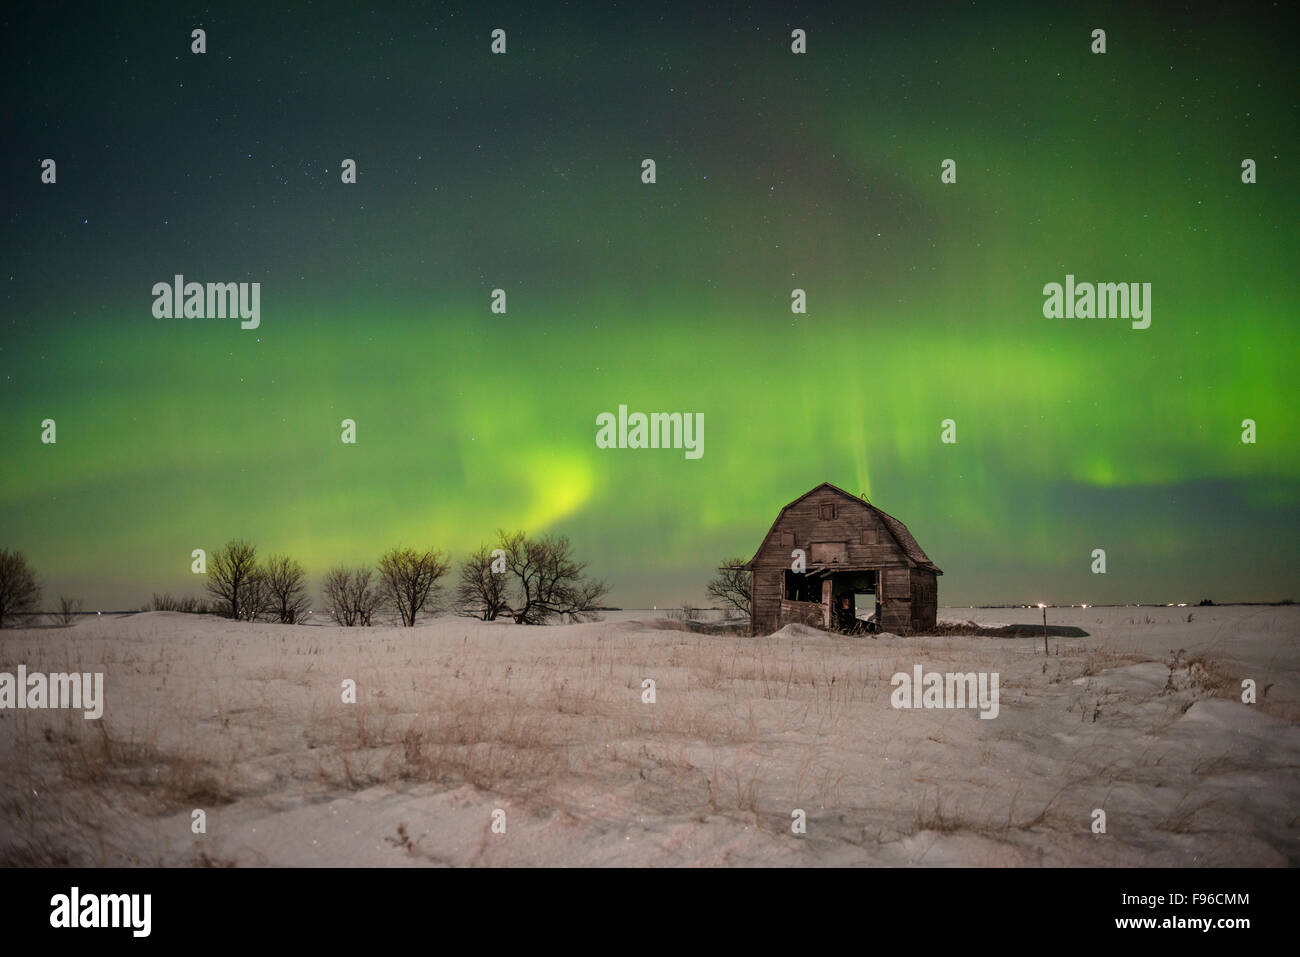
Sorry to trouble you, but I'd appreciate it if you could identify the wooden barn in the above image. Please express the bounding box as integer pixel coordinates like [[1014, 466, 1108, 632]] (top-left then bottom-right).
[[742, 483, 942, 636]]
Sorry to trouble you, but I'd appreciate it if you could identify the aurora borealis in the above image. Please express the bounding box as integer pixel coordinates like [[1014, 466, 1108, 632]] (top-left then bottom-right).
[[2, 2, 1296, 610]]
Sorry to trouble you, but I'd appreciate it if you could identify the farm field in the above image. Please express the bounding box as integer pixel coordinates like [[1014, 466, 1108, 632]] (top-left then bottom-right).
[[1, 605, 1296, 866]]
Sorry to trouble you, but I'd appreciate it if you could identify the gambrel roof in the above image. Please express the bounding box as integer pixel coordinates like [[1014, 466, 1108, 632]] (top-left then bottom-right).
[[743, 482, 942, 574]]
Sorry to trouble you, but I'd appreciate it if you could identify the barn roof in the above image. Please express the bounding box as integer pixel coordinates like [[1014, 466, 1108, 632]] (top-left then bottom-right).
[[743, 482, 942, 574]]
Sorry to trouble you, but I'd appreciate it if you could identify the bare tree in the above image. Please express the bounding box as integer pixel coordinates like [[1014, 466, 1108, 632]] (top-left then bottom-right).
[[264, 553, 310, 623], [352, 568, 380, 626], [454, 545, 510, 621], [322, 566, 379, 626], [237, 567, 275, 622], [322, 567, 355, 626], [56, 596, 82, 626], [706, 557, 751, 617], [144, 593, 220, 614], [0, 548, 42, 628], [206, 539, 260, 619], [669, 602, 703, 622], [497, 530, 608, 625], [378, 547, 450, 626]]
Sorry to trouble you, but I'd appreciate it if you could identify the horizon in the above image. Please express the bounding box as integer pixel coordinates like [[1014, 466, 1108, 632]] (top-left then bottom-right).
[[21, 599, 1298, 618]]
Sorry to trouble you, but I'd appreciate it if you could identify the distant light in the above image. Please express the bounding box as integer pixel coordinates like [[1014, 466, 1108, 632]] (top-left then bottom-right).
[[1037, 603, 1046, 609], [1081, 604, 1088, 609]]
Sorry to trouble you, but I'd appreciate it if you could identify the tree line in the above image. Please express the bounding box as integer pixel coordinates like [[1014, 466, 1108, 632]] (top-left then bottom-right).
[[0, 542, 752, 629], [199, 530, 608, 626]]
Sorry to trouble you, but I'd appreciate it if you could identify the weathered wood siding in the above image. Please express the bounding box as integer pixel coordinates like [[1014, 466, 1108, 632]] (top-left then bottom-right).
[[910, 568, 939, 632], [881, 567, 912, 632], [778, 598, 827, 629], [750, 486, 912, 635], [751, 567, 785, 636]]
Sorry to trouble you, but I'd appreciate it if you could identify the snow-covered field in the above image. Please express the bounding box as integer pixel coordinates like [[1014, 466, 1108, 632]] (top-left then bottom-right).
[[1, 605, 1296, 866]]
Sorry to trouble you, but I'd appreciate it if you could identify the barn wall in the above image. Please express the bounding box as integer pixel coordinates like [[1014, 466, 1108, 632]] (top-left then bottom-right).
[[881, 567, 912, 632], [910, 569, 938, 632], [751, 567, 784, 635]]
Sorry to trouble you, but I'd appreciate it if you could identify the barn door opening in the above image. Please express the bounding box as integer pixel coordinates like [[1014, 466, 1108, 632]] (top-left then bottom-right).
[[852, 570, 880, 631], [826, 570, 878, 633]]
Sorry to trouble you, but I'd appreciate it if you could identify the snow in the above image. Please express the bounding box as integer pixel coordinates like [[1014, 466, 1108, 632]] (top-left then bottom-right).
[[1, 604, 1295, 866]]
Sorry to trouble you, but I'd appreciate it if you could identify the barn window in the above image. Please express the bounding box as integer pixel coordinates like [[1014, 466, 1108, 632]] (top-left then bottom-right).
[[810, 542, 847, 564], [819, 503, 835, 520], [780, 531, 795, 547], [861, 528, 878, 545]]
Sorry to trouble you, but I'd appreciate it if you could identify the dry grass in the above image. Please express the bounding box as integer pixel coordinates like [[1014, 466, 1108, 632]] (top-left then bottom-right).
[[1, 611, 1295, 866], [1, 625, 876, 862]]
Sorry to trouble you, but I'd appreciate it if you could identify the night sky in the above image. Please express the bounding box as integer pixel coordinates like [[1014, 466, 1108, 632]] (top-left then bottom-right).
[[2, 2, 1296, 610]]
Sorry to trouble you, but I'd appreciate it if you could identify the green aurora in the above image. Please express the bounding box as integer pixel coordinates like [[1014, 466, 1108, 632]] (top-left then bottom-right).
[[1, 2, 1296, 609]]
